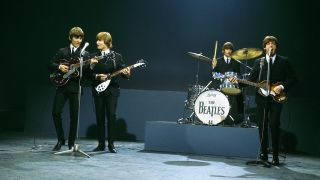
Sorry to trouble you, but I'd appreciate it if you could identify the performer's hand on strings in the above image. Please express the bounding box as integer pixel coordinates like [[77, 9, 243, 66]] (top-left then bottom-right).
[[90, 57, 99, 65], [273, 85, 283, 94], [59, 64, 69, 73], [121, 67, 131, 77], [96, 74, 109, 81]]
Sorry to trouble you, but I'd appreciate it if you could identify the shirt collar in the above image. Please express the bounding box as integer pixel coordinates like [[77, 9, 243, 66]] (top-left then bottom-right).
[[266, 54, 276, 63], [101, 49, 111, 55], [70, 44, 79, 52]]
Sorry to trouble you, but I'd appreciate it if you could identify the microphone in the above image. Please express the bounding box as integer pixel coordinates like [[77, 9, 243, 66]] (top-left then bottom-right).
[[80, 42, 89, 55], [268, 48, 273, 57]]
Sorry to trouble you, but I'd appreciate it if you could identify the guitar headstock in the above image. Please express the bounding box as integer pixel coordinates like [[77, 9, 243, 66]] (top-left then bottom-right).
[[133, 59, 147, 68]]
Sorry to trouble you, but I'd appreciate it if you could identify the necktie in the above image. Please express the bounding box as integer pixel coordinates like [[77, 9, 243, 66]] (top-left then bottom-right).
[[71, 47, 75, 55], [227, 58, 230, 64]]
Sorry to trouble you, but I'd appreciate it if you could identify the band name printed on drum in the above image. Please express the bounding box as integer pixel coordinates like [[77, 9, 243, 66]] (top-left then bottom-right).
[[198, 101, 226, 116]]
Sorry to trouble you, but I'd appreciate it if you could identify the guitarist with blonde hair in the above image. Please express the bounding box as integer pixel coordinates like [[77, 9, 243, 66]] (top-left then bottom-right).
[[247, 35, 297, 165], [89, 32, 130, 153]]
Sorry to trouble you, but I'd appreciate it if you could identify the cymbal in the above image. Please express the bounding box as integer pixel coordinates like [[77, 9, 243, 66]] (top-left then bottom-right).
[[187, 52, 211, 63], [231, 48, 263, 60]]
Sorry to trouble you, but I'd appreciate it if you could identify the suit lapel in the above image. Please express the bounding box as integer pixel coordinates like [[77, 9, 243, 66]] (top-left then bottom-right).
[[272, 55, 280, 69]]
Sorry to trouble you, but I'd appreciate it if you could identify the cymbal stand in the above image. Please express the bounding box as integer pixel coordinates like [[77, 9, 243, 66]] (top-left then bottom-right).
[[240, 50, 252, 128]]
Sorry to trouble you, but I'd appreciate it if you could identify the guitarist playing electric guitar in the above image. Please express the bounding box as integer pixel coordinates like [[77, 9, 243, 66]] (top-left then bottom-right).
[[48, 27, 95, 151], [88, 32, 131, 153], [232, 36, 297, 166]]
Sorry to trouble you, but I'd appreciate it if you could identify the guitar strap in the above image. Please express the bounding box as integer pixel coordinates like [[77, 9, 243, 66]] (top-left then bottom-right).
[[109, 51, 117, 69]]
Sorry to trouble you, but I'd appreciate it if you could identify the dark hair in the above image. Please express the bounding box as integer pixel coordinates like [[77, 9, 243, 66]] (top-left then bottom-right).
[[69, 27, 84, 40], [263, 36, 278, 48], [222, 42, 234, 52]]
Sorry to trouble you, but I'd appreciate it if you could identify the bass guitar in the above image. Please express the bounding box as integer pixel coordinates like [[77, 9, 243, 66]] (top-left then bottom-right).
[[212, 72, 287, 103]]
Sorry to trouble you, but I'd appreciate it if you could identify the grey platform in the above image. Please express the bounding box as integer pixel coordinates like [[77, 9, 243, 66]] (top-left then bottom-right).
[[145, 121, 260, 158]]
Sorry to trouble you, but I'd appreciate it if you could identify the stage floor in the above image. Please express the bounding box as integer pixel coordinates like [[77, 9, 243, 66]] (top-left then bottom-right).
[[0, 132, 319, 180]]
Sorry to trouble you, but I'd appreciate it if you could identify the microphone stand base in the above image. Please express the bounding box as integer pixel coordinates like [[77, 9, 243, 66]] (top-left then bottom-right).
[[54, 144, 90, 158]]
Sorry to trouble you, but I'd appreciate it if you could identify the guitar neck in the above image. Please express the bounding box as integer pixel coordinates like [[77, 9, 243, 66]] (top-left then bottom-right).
[[74, 55, 105, 68], [238, 79, 260, 88], [110, 64, 135, 78]]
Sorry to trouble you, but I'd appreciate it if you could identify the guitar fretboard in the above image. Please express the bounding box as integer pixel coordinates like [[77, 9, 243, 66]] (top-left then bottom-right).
[[238, 79, 260, 88], [73, 55, 106, 68], [110, 65, 136, 78]]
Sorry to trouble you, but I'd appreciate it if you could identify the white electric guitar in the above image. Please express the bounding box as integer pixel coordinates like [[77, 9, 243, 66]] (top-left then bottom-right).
[[95, 59, 146, 93]]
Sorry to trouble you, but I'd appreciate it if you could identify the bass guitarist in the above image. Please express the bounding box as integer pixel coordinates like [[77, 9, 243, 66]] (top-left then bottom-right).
[[246, 36, 297, 165]]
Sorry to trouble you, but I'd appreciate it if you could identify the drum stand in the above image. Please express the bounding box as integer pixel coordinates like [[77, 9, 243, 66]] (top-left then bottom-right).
[[177, 80, 212, 125]]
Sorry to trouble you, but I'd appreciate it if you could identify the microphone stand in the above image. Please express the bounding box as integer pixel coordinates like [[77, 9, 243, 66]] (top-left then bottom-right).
[[54, 44, 90, 158], [246, 52, 271, 168]]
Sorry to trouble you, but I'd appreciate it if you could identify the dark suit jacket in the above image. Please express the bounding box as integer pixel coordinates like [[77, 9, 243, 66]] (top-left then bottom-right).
[[248, 55, 297, 103], [48, 45, 90, 93], [213, 57, 240, 74], [88, 50, 126, 97], [211, 57, 240, 89]]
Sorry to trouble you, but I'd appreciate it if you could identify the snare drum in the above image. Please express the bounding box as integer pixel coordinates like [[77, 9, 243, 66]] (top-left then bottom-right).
[[194, 90, 230, 125], [220, 72, 241, 95]]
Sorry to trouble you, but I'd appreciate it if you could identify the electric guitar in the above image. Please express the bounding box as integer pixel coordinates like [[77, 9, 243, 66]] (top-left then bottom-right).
[[95, 59, 147, 93], [49, 55, 107, 86], [212, 72, 287, 103]]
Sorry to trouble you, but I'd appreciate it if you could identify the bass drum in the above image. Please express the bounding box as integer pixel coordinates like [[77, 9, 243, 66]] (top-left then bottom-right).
[[194, 90, 230, 125]]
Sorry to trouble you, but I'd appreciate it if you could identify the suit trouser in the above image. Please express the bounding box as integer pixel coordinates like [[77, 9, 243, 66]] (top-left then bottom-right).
[[94, 92, 118, 145], [52, 89, 79, 146], [256, 97, 282, 157]]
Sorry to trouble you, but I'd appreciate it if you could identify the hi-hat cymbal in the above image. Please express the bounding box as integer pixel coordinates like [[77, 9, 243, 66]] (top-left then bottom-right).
[[231, 48, 263, 60], [187, 52, 211, 63]]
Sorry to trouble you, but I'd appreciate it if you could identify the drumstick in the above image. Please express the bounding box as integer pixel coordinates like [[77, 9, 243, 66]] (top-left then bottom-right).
[[213, 41, 218, 60]]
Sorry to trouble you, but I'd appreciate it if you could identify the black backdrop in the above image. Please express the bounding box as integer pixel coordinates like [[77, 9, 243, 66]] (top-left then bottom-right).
[[2, 0, 318, 92], [1, 0, 319, 154]]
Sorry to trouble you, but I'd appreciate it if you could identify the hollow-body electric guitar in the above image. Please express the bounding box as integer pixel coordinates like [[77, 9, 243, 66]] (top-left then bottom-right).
[[49, 55, 107, 86]]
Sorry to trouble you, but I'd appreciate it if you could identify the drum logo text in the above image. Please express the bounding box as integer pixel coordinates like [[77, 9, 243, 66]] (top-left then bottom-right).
[[198, 101, 225, 116]]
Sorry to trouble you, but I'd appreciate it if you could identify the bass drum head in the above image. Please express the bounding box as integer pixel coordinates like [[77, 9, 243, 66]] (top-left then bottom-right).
[[194, 90, 230, 125]]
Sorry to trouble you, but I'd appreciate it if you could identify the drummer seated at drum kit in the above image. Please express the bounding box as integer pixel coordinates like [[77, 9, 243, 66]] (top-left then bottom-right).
[[211, 42, 244, 125]]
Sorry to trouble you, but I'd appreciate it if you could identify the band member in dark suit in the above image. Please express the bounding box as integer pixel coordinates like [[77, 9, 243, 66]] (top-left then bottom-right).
[[48, 27, 90, 151], [212, 42, 243, 124], [89, 32, 130, 153], [247, 36, 297, 165]]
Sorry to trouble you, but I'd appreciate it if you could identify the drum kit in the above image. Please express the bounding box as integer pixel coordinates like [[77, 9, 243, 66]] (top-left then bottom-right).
[[178, 47, 263, 126]]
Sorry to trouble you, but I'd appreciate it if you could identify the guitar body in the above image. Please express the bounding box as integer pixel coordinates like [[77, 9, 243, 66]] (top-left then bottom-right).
[[50, 58, 80, 86], [257, 81, 287, 103]]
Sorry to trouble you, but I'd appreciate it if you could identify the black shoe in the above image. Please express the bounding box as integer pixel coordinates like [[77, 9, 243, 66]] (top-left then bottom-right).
[[271, 156, 279, 165], [52, 140, 65, 151], [259, 153, 268, 161], [68, 145, 74, 150], [108, 144, 117, 153], [93, 144, 106, 151]]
